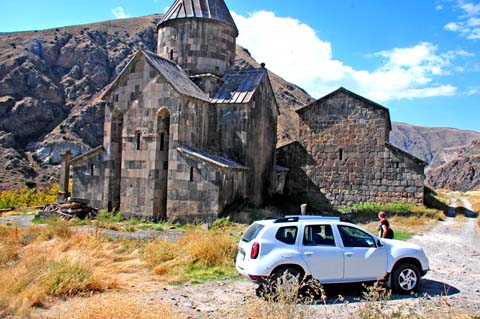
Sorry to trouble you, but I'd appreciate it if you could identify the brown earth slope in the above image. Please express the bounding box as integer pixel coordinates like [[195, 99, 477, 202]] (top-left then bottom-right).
[[0, 14, 478, 192], [391, 123, 480, 191], [0, 15, 313, 191]]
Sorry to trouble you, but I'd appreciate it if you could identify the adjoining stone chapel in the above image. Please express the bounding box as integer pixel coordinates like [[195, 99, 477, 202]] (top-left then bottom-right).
[[68, 0, 426, 222]]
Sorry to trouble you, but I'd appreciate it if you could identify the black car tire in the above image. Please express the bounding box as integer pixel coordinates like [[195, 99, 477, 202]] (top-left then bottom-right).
[[392, 263, 420, 294], [267, 267, 303, 301]]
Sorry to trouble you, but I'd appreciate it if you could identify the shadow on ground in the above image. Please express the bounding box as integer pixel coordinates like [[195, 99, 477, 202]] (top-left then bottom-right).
[[445, 206, 478, 218], [306, 279, 460, 305]]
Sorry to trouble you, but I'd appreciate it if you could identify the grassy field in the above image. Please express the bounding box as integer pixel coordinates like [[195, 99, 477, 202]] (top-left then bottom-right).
[[3, 185, 473, 318], [1, 203, 477, 318]]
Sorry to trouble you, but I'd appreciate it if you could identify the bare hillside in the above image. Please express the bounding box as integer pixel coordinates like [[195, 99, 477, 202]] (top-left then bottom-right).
[[0, 15, 312, 191]]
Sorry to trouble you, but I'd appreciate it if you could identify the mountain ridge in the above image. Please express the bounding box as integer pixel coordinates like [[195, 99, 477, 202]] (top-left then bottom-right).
[[0, 14, 478, 192]]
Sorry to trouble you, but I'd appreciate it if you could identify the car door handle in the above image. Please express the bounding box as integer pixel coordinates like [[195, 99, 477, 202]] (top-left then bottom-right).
[[304, 252, 313, 256], [345, 252, 353, 257]]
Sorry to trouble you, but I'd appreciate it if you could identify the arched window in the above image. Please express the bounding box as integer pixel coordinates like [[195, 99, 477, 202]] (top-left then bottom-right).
[[136, 131, 141, 151]]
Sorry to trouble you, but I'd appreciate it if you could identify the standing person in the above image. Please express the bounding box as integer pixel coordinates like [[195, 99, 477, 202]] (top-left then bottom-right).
[[377, 211, 390, 239]]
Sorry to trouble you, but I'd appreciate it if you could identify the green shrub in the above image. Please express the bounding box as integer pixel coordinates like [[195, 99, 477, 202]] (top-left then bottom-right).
[[0, 184, 59, 209], [97, 210, 123, 223]]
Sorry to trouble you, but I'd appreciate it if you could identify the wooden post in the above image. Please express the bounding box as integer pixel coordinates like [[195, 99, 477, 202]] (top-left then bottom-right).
[[58, 150, 72, 203]]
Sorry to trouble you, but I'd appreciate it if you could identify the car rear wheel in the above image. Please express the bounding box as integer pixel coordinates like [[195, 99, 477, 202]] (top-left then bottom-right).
[[392, 263, 420, 294], [265, 267, 303, 301]]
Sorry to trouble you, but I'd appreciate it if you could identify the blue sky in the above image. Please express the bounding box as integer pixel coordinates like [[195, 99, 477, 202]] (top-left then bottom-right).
[[1, 0, 479, 132]]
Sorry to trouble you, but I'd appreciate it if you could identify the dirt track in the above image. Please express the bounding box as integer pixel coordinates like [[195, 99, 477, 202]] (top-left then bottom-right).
[[11, 197, 480, 318]]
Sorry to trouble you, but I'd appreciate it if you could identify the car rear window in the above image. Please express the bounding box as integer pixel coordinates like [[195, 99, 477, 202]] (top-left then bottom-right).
[[276, 226, 298, 245], [242, 223, 265, 243]]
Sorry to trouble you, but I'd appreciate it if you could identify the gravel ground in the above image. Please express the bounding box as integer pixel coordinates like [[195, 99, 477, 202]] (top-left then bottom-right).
[[5, 197, 480, 318]]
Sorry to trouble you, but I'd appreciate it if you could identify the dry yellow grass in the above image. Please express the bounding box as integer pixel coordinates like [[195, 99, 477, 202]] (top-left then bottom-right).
[[49, 294, 183, 319], [0, 223, 142, 317], [144, 229, 237, 283], [363, 214, 437, 236]]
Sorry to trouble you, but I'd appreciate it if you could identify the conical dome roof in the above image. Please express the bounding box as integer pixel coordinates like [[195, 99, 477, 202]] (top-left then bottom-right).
[[159, 0, 238, 34]]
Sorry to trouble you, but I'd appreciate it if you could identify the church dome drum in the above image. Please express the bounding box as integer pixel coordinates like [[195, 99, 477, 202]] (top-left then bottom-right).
[[157, 0, 238, 77]]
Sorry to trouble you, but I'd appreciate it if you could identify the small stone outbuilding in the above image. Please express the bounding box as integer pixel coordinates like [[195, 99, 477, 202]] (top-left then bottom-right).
[[276, 88, 427, 208]]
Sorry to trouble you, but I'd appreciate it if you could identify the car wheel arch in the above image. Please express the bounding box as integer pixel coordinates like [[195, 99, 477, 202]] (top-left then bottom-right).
[[390, 257, 422, 274], [270, 264, 306, 279]]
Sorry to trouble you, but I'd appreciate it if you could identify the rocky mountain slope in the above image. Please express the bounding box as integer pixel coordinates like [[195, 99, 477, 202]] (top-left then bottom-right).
[[391, 123, 480, 191], [0, 14, 313, 191], [426, 139, 480, 191], [390, 123, 480, 166], [1, 14, 478, 192]]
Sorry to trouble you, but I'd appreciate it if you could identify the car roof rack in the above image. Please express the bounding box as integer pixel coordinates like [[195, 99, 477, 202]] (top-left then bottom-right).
[[267, 215, 355, 224]]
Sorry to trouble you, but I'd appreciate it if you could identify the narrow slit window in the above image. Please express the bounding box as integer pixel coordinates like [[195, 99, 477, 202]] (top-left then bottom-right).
[[90, 164, 94, 176], [338, 149, 343, 161], [136, 132, 141, 151], [189, 167, 194, 182], [170, 49, 174, 61], [160, 133, 165, 151]]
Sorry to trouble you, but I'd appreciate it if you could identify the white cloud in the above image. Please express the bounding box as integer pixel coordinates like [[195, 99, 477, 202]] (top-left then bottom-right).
[[444, 1, 480, 40], [467, 86, 480, 95], [112, 7, 129, 19], [233, 11, 461, 102], [460, 2, 480, 16], [445, 21, 462, 31]]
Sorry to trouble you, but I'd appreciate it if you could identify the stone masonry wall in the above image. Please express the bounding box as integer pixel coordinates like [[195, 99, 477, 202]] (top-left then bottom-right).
[[157, 19, 237, 77], [245, 75, 278, 206], [71, 151, 106, 209], [277, 90, 425, 208]]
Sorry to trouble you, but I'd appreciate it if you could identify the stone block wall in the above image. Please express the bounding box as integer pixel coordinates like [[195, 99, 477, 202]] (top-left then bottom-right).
[[157, 19, 237, 77], [245, 76, 278, 206], [71, 149, 106, 209], [277, 89, 425, 208], [168, 151, 247, 223]]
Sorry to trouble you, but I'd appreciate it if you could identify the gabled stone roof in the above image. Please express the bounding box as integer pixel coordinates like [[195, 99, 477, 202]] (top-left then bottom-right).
[[159, 0, 238, 35], [143, 50, 209, 102], [296, 87, 392, 132], [177, 146, 248, 170], [101, 50, 209, 103], [71, 146, 105, 164], [386, 143, 428, 166]]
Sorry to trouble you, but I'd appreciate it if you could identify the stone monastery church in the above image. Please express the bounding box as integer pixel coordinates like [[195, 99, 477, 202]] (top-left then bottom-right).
[[68, 0, 426, 222]]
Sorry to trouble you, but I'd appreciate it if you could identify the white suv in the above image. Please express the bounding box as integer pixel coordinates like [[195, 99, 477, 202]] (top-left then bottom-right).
[[236, 216, 429, 294]]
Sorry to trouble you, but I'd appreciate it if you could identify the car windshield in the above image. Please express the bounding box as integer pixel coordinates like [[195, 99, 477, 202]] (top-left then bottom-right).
[[242, 223, 265, 243]]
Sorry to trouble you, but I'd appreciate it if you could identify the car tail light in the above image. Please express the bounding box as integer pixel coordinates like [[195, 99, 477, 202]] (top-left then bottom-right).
[[249, 275, 260, 281], [251, 242, 260, 259]]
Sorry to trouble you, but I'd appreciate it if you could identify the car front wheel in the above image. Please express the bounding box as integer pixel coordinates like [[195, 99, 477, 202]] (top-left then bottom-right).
[[392, 263, 420, 294]]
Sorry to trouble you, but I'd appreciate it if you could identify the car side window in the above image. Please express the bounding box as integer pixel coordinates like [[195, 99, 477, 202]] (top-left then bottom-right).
[[338, 225, 376, 248], [276, 226, 298, 245], [303, 225, 336, 246]]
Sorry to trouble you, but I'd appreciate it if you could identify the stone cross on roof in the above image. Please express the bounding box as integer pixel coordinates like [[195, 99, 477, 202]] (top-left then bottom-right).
[[159, 0, 238, 34]]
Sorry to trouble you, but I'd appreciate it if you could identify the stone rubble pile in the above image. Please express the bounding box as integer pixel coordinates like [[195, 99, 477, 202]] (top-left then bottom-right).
[[37, 200, 98, 220]]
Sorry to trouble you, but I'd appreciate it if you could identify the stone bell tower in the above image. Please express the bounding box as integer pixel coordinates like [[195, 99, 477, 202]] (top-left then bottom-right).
[[156, 0, 238, 78]]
